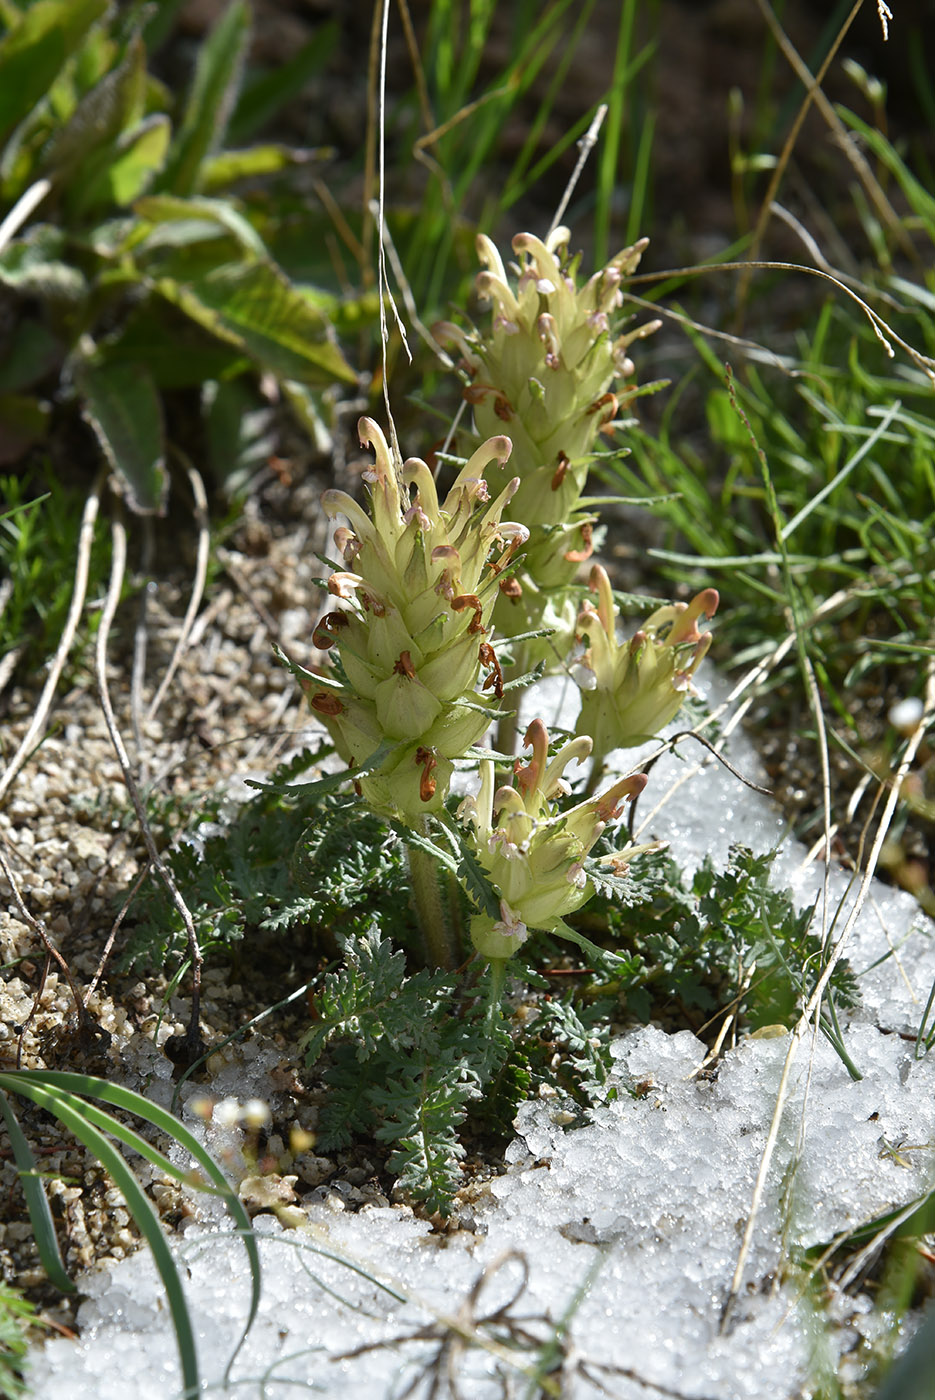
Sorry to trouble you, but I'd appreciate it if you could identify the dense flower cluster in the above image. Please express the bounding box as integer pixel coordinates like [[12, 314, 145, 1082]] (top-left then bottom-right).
[[308, 418, 527, 823], [435, 228, 659, 652], [575, 564, 719, 775], [459, 719, 646, 961]]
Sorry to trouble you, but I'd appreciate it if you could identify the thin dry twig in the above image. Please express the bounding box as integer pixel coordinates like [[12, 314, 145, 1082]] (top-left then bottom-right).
[[96, 509, 204, 1053], [130, 517, 155, 770], [145, 463, 210, 724], [738, 0, 904, 316], [0, 840, 86, 1032], [0, 177, 51, 254], [626, 257, 935, 382], [720, 654, 935, 1331], [85, 861, 151, 1004], [548, 103, 607, 238], [0, 480, 102, 807]]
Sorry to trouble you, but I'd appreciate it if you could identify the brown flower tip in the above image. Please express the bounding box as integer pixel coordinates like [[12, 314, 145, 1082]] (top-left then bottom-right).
[[310, 692, 344, 717], [312, 611, 349, 649], [564, 521, 594, 563], [499, 576, 523, 601], [415, 746, 437, 802], [463, 383, 513, 420], [587, 391, 618, 429], [479, 640, 504, 699], [551, 451, 570, 491], [451, 593, 485, 634], [393, 651, 417, 679]]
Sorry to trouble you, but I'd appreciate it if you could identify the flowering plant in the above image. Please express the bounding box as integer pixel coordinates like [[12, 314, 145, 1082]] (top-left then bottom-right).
[[575, 564, 719, 780], [435, 227, 660, 657], [296, 230, 714, 974], [308, 418, 526, 824], [458, 719, 646, 962]]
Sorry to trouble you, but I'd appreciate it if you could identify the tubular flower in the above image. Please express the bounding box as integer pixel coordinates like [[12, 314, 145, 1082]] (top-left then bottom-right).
[[434, 228, 659, 656], [309, 418, 528, 824], [458, 718, 647, 961], [575, 564, 719, 773]]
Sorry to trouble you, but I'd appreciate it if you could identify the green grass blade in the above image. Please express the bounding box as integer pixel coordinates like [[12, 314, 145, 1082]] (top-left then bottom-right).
[[159, 0, 251, 196], [8, 1085, 200, 1399], [871, 1304, 935, 1400], [0, 1071, 261, 1374], [0, 1088, 75, 1295]]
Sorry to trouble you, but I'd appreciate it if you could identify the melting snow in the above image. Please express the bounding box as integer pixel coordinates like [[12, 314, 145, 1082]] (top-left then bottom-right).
[[28, 675, 935, 1398]]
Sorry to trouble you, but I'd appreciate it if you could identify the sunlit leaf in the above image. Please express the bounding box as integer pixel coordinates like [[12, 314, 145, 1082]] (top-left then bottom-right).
[[158, 0, 250, 196], [0, 0, 109, 141]]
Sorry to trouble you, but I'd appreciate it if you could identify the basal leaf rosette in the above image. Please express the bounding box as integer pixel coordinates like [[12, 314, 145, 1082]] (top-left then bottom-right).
[[308, 418, 527, 824], [435, 228, 659, 657], [459, 718, 647, 962], [575, 564, 719, 776]]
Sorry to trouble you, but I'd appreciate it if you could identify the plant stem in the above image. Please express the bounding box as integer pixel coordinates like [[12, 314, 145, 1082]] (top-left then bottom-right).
[[408, 827, 458, 968]]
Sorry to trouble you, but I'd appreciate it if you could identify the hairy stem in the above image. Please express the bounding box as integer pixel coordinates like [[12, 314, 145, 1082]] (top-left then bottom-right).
[[408, 828, 458, 969]]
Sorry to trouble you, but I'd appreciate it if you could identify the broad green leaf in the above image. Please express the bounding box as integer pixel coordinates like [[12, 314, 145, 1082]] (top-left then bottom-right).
[[116, 307, 249, 388], [140, 0, 188, 53], [228, 25, 338, 144], [76, 113, 171, 210], [77, 359, 167, 514], [0, 0, 109, 141], [158, 258, 357, 386], [42, 32, 146, 185], [0, 226, 86, 299], [0, 1089, 74, 1295], [0, 320, 62, 392], [200, 143, 308, 193], [135, 192, 265, 255], [158, 0, 250, 196], [203, 376, 276, 492], [0, 392, 50, 463]]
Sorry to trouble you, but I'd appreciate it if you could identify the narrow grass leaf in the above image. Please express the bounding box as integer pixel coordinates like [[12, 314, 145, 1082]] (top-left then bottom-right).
[[159, 0, 250, 196], [0, 1081, 200, 1399], [0, 1089, 74, 1295]]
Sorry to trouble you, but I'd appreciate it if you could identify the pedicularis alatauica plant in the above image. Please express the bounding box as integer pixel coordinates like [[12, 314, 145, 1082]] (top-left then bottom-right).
[[304, 227, 718, 975], [435, 227, 662, 660]]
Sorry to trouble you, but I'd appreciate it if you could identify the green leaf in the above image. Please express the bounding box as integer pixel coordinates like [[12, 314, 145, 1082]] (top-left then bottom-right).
[[0, 1089, 75, 1295], [2, 1079, 200, 1398], [0, 225, 86, 299], [76, 359, 167, 514], [0, 393, 50, 463], [0, 1069, 261, 1381], [157, 258, 357, 386], [42, 31, 147, 187], [159, 0, 250, 196], [0, 320, 62, 392], [77, 113, 171, 210], [141, 0, 188, 53], [200, 143, 308, 194], [135, 192, 265, 255], [0, 0, 109, 141], [113, 306, 250, 388], [203, 375, 275, 492], [228, 25, 338, 144], [871, 1306, 935, 1400]]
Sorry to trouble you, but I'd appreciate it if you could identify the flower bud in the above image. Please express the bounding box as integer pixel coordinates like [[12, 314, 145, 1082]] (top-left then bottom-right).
[[459, 720, 647, 960], [575, 565, 718, 774]]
